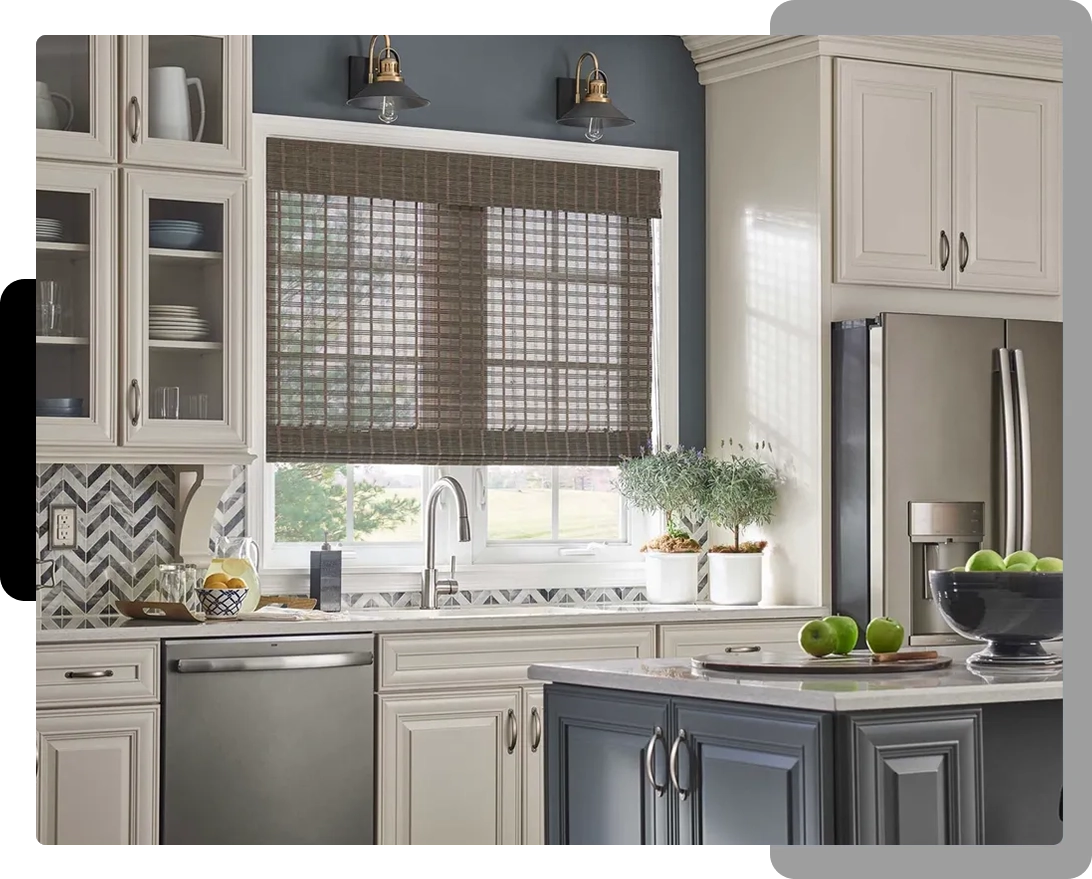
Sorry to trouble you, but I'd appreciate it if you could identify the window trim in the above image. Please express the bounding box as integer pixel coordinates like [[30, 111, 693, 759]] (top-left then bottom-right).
[[246, 113, 680, 592]]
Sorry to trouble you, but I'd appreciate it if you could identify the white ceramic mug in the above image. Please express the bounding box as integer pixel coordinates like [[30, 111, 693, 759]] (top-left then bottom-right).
[[36, 81, 73, 131], [147, 67, 206, 142]]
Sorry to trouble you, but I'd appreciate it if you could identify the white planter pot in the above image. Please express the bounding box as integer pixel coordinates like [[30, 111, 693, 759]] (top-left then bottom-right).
[[709, 552, 764, 605], [644, 552, 699, 604]]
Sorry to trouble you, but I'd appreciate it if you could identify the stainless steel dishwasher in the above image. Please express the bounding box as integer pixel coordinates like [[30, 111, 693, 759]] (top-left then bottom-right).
[[162, 634, 375, 844]]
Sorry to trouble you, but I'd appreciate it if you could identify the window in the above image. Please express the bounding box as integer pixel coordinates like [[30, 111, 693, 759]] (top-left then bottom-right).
[[251, 119, 678, 584]]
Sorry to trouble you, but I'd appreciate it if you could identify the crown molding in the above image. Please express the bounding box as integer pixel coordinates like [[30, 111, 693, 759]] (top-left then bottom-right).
[[681, 35, 1063, 84]]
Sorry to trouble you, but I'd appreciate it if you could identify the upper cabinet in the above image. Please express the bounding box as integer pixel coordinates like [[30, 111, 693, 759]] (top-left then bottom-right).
[[835, 59, 1061, 296], [36, 36, 250, 175]]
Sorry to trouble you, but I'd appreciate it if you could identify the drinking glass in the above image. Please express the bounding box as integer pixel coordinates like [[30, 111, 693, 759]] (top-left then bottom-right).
[[185, 393, 209, 420], [153, 386, 180, 419], [156, 564, 183, 603], [37, 281, 66, 336]]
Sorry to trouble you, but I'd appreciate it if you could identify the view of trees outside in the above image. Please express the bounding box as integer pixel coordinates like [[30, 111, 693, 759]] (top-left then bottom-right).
[[273, 464, 623, 545]]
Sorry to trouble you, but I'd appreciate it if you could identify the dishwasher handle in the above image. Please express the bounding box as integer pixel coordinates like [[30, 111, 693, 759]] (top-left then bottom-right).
[[174, 652, 373, 674]]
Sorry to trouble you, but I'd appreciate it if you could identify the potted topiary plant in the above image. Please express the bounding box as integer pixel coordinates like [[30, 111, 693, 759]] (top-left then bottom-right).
[[614, 444, 706, 604], [701, 439, 779, 605]]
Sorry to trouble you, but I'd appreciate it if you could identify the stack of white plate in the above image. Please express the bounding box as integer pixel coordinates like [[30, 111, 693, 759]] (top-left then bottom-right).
[[149, 219, 204, 250], [36, 218, 63, 242], [149, 305, 210, 341]]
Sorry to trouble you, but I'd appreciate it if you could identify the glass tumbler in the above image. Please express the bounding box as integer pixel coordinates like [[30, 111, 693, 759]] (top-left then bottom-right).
[[156, 564, 183, 603], [153, 386, 181, 419], [37, 281, 67, 336]]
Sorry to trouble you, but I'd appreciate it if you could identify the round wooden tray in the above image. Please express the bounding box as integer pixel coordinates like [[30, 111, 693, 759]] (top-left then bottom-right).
[[691, 650, 953, 675]]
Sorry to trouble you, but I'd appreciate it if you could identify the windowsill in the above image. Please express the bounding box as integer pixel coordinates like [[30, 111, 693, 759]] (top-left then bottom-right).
[[257, 561, 647, 595]]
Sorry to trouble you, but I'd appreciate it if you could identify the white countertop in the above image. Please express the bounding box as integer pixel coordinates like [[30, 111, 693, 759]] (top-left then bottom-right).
[[35, 603, 826, 644], [526, 653, 1064, 712]]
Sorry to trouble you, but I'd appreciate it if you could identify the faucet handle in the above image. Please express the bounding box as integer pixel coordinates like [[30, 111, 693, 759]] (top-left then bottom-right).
[[437, 555, 460, 597]]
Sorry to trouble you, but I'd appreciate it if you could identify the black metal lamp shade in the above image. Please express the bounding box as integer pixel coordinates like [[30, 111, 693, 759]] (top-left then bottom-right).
[[557, 95, 634, 129], [347, 78, 430, 112]]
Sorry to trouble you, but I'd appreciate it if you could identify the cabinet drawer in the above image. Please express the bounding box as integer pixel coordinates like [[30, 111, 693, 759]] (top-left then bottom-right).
[[658, 620, 810, 659], [36, 642, 159, 708], [378, 625, 656, 691]]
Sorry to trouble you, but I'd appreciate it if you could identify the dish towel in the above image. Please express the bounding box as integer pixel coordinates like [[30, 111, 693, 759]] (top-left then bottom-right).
[[235, 607, 353, 622]]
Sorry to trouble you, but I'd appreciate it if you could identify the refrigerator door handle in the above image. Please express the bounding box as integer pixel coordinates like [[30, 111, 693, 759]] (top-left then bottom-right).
[[998, 348, 1018, 558], [1013, 348, 1032, 552]]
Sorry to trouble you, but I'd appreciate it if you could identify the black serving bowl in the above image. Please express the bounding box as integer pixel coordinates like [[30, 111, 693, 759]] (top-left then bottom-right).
[[928, 570, 1063, 668]]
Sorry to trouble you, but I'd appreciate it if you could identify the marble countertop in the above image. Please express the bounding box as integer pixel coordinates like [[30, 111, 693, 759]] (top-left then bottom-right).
[[527, 653, 1064, 712], [35, 602, 826, 644]]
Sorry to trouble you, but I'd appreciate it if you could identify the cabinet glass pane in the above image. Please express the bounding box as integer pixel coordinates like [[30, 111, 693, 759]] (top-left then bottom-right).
[[37, 190, 91, 419], [147, 197, 224, 421], [146, 36, 225, 147], [36, 36, 90, 134]]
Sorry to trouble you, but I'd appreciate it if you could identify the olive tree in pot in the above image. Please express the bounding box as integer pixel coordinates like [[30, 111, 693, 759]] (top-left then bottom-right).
[[614, 445, 705, 604], [702, 440, 779, 605]]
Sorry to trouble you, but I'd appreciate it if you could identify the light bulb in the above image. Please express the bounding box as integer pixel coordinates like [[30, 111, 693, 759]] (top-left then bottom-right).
[[584, 118, 603, 142], [378, 97, 398, 124]]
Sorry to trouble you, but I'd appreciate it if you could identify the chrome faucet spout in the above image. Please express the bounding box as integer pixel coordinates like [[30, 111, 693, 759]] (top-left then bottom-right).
[[421, 476, 472, 609]]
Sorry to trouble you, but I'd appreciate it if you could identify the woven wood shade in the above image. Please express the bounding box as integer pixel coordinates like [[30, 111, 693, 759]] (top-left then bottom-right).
[[266, 137, 659, 465]]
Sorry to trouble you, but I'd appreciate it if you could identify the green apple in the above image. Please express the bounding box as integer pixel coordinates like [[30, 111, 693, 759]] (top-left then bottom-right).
[[866, 617, 905, 654], [822, 615, 859, 655], [798, 620, 837, 658], [1034, 557, 1063, 572], [950, 565, 965, 572], [1004, 550, 1039, 569], [966, 549, 1006, 572], [1005, 563, 1033, 572]]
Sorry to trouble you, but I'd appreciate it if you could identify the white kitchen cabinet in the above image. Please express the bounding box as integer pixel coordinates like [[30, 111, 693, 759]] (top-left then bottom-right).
[[36, 162, 118, 454], [522, 688, 545, 846], [36, 36, 250, 174], [953, 73, 1061, 294], [37, 706, 159, 845], [121, 36, 250, 174], [36, 36, 117, 163], [834, 59, 1062, 296], [121, 169, 248, 454], [378, 690, 521, 845]]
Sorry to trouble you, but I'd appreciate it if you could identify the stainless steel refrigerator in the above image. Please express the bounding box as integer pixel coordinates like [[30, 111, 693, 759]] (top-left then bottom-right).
[[832, 313, 1062, 646]]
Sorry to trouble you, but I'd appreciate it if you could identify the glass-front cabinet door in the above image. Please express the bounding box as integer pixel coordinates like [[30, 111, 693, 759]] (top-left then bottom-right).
[[121, 36, 250, 173], [122, 170, 246, 452], [36, 162, 117, 451], [36, 36, 116, 163]]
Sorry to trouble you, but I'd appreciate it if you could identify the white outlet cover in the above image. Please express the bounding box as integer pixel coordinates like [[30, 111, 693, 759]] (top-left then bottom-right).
[[49, 505, 77, 550]]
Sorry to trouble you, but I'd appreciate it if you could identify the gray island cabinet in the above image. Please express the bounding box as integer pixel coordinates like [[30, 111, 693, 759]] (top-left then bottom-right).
[[531, 659, 1062, 846]]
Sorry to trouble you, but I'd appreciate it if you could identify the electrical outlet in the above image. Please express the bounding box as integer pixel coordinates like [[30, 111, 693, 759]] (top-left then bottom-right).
[[49, 504, 77, 550]]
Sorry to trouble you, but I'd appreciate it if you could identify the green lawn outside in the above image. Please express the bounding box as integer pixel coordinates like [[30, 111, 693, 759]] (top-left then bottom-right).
[[356, 487, 621, 543]]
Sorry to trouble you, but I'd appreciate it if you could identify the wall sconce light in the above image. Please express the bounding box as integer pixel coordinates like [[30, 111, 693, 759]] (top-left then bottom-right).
[[556, 52, 634, 142], [346, 35, 430, 124]]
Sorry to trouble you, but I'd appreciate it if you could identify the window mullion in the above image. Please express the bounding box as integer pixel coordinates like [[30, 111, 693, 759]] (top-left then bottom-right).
[[344, 465, 355, 544], [551, 466, 560, 541]]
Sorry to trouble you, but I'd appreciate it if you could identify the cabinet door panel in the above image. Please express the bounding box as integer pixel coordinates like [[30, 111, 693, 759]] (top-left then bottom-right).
[[378, 690, 520, 845], [545, 685, 670, 845], [836, 60, 952, 288], [37, 707, 158, 845], [522, 688, 545, 845], [36, 35, 117, 163], [674, 699, 833, 845], [122, 36, 249, 173], [954, 73, 1061, 294]]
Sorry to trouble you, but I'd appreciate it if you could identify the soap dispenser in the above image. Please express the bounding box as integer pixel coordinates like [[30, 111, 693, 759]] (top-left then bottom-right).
[[309, 533, 342, 612]]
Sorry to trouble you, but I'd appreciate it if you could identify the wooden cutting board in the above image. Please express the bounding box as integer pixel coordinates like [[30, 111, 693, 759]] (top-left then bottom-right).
[[691, 649, 952, 675]]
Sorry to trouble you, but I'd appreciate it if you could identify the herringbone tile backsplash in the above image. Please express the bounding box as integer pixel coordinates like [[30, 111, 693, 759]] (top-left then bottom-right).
[[36, 465, 708, 616], [35, 463, 246, 617]]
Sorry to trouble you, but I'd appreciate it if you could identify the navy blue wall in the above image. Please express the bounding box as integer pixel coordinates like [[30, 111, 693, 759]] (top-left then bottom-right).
[[253, 35, 705, 447]]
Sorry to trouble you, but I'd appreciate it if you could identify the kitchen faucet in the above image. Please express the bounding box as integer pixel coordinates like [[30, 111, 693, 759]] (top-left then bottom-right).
[[421, 476, 472, 609]]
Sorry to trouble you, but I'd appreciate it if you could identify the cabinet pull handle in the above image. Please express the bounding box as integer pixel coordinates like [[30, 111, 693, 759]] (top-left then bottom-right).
[[668, 728, 690, 801], [129, 96, 141, 143], [506, 708, 517, 754], [129, 379, 141, 426], [530, 706, 542, 753], [940, 230, 950, 271], [959, 232, 969, 272], [64, 669, 114, 679], [644, 726, 666, 797]]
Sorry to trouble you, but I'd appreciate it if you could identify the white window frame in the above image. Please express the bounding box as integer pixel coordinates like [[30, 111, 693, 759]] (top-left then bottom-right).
[[247, 113, 680, 593]]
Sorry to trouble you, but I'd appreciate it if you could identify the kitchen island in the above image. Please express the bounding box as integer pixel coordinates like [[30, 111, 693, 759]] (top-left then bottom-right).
[[529, 657, 1063, 846]]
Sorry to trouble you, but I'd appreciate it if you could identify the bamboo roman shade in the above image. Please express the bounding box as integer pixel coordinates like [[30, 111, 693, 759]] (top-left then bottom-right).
[[266, 136, 660, 465]]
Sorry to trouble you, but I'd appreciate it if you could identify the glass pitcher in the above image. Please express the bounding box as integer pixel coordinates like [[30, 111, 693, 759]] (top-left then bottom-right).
[[206, 536, 261, 595]]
